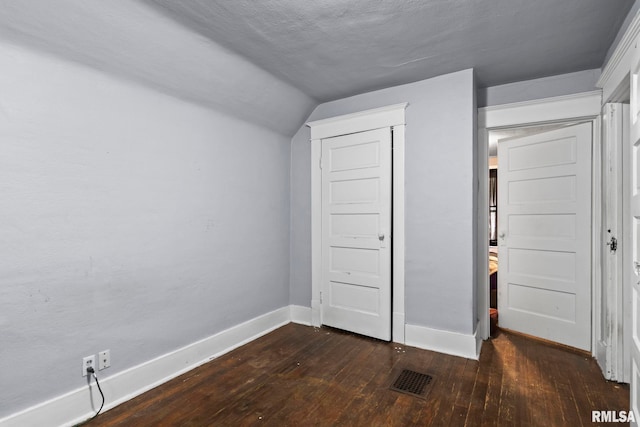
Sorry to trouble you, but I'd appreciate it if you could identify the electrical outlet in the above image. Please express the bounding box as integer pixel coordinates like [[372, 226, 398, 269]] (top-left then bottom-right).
[[98, 349, 111, 370], [82, 355, 95, 377]]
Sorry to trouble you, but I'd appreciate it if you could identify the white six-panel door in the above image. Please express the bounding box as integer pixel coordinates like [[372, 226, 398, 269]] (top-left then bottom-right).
[[498, 122, 592, 351], [321, 128, 392, 341]]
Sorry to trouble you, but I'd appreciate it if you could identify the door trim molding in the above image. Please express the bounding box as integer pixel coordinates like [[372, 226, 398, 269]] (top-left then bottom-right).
[[478, 90, 602, 128], [477, 91, 602, 343], [597, 103, 627, 381], [307, 103, 408, 343], [307, 103, 408, 140], [597, 9, 640, 102]]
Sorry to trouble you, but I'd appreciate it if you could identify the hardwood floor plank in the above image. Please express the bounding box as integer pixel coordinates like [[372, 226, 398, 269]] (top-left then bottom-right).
[[451, 360, 480, 426], [479, 338, 504, 426], [496, 331, 517, 425], [214, 327, 350, 425], [300, 339, 378, 425], [86, 324, 629, 427], [464, 342, 491, 426], [332, 343, 404, 426], [521, 343, 546, 427]]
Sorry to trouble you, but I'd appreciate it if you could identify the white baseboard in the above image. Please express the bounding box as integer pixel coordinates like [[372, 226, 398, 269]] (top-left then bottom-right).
[[475, 320, 484, 358], [405, 323, 480, 360], [1, 307, 483, 426], [0, 307, 291, 427], [290, 305, 312, 326]]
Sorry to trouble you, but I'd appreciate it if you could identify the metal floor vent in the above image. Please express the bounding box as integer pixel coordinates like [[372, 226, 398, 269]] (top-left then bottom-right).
[[390, 369, 433, 398]]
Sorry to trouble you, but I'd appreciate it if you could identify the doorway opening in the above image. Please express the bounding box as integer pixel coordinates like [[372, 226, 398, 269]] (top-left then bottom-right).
[[487, 122, 584, 337], [477, 92, 602, 349]]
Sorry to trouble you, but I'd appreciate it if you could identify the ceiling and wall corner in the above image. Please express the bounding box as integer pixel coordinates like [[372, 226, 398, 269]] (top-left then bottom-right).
[[0, 0, 315, 137], [0, 0, 631, 124], [603, 0, 640, 66], [143, 0, 633, 102]]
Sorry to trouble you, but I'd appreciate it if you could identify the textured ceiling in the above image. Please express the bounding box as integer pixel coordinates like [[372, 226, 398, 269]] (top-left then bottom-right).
[[144, 0, 634, 101], [0, 0, 633, 134]]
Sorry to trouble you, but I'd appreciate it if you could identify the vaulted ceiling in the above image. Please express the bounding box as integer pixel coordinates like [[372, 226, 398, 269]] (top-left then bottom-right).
[[144, 0, 635, 101]]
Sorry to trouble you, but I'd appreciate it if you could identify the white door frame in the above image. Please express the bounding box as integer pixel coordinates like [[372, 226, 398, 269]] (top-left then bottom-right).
[[597, 6, 640, 391], [597, 103, 628, 381], [307, 103, 408, 343], [477, 91, 602, 346]]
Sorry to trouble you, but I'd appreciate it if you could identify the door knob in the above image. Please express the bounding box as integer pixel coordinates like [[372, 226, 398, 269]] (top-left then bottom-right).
[[378, 230, 388, 248]]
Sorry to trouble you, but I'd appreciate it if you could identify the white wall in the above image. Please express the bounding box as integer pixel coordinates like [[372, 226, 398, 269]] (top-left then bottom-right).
[[0, 40, 293, 418], [290, 69, 477, 335]]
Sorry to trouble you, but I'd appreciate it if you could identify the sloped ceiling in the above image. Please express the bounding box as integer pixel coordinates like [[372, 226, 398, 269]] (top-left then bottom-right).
[[0, 0, 315, 136], [144, 0, 635, 101], [0, 0, 634, 133]]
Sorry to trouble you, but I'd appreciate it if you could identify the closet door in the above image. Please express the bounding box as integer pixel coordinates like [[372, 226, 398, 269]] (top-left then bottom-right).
[[320, 127, 392, 340]]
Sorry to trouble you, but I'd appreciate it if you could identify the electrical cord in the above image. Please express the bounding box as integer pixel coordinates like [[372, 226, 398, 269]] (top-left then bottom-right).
[[86, 367, 105, 421]]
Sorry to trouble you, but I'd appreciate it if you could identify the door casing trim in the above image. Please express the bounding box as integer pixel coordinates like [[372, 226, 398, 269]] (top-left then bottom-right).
[[307, 103, 408, 343], [477, 91, 602, 347]]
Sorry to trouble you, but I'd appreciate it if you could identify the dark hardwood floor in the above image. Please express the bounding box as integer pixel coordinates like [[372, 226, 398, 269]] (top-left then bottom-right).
[[85, 323, 629, 426]]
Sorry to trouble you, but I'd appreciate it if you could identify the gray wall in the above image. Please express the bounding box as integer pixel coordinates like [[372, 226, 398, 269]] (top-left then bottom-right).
[[290, 69, 477, 335], [0, 40, 292, 418], [477, 69, 600, 108]]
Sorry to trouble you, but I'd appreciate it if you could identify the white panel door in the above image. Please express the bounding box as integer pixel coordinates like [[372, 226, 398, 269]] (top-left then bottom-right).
[[321, 128, 392, 341], [498, 122, 592, 350], [628, 45, 640, 424]]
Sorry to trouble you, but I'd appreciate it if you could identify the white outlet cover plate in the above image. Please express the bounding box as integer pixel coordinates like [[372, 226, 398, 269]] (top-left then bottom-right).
[[82, 355, 95, 377], [98, 349, 110, 370]]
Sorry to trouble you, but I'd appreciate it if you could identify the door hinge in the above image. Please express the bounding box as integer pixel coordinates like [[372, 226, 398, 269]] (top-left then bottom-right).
[[319, 155, 323, 169], [319, 291, 322, 304]]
